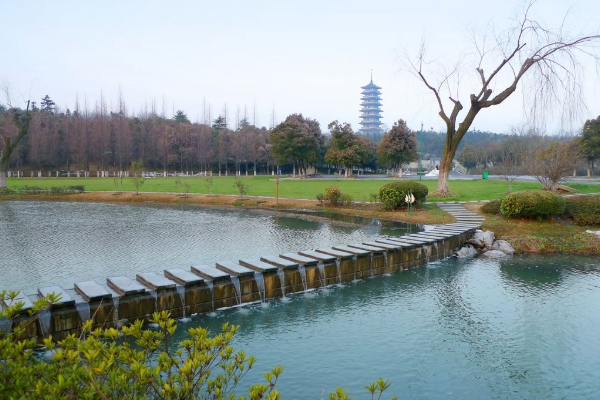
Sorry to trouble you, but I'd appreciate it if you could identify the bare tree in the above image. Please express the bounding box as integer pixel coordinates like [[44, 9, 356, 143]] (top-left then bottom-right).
[[130, 159, 145, 194], [528, 140, 581, 190], [407, 0, 600, 196], [1, 88, 31, 187], [497, 136, 526, 193]]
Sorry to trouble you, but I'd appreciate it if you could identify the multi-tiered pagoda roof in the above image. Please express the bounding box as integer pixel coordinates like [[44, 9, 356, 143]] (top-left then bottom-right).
[[358, 76, 383, 135]]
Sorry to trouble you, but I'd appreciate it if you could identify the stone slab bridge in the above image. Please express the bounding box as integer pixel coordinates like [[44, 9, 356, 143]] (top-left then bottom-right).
[[1, 204, 484, 342]]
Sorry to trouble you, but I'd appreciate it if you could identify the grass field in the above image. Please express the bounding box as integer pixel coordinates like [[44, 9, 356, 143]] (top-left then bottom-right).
[[5, 175, 600, 202]]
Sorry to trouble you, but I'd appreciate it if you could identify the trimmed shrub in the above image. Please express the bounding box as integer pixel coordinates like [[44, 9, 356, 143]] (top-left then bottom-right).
[[323, 186, 351, 206], [481, 199, 502, 215], [500, 190, 565, 219], [564, 195, 600, 225], [378, 181, 428, 211]]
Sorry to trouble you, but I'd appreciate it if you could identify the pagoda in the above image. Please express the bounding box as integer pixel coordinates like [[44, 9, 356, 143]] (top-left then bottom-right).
[[358, 73, 383, 135]]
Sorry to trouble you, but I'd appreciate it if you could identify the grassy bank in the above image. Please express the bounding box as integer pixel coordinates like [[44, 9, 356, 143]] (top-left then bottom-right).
[[465, 203, 600, 255], [5, 176, 600, 202]]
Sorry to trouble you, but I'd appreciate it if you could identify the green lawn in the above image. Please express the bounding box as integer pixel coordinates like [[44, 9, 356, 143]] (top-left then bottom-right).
[[5, 176, 600, 202]]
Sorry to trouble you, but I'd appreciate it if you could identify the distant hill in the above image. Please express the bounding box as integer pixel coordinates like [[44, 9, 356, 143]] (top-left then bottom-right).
[[364, 129, 509, 158], [420, 130, 508, 158]]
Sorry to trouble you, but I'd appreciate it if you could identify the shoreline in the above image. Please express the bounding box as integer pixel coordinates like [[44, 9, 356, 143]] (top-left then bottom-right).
[[0, 191, 454, 225]]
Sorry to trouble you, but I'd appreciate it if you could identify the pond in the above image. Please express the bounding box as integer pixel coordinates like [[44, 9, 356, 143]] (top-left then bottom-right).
[[0, 201, 415, 293], [178, 254, 600, 399]]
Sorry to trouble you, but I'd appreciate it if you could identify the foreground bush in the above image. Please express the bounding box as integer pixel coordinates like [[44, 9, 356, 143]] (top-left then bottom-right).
[[500, 190, 565, 219], [0, 292, 282, 400], [564, 195, 600, 225], [378, 181, 428, 211]]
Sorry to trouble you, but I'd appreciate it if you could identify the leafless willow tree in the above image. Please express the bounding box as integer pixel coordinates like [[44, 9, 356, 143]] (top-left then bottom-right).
[[406, 0, 600, 196]]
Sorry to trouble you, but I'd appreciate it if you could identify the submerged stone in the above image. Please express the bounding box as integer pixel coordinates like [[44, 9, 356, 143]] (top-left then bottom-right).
[[483, 250, 510, 258]]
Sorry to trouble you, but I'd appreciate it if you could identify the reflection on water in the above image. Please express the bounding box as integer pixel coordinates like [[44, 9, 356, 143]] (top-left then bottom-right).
[[0, 201, 415, 293], [173, 254, 600, 399]]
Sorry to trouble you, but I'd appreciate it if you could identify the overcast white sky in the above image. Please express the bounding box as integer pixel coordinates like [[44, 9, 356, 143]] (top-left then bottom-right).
[[1, 0, 599, 133]]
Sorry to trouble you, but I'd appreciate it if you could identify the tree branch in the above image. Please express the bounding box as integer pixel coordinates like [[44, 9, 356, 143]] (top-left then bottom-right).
[[417, 69, 450, 125]]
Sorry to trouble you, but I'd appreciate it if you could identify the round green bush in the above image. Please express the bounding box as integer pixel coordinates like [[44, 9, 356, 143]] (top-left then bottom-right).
[[500, 190, 565, 219], [378, 181, 428, 211]]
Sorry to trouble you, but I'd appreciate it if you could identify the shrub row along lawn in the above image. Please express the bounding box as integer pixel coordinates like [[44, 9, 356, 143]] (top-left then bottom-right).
[[5, 176, 600, 202]]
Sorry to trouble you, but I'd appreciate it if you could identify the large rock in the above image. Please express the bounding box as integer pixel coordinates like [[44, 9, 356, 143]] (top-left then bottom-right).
[[455, 245, 478, 258], [466, 238, 485, 249], [473, 230, 495, 248], [492, 240, 515, 255], [483, 250, 509, 258]]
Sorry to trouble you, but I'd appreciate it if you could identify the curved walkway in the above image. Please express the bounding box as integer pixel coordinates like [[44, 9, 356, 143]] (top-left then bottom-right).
[[435, 202, 485, 229]]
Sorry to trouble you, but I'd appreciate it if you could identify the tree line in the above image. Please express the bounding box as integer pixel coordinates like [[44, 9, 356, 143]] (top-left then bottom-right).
[[2, 93, 597, 186], [0, 95, 419, 182]]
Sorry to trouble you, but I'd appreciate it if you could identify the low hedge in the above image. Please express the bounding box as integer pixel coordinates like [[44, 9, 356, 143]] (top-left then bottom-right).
[[500, 190, 565, 219], [16, 185, 85, 195], [0, 187, 16, 195], [379, 181, 428, 211], [564, 195, 600, 225]]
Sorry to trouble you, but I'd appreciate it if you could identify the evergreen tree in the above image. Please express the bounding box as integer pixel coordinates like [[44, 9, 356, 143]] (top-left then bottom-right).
[[270, 114, 324, 176], [580, 116, 600, 176], [377, 119, 417, 177], [325, 121, 366, 177], [40, 95, 55, 113], [173, 110, 190, 124], [212, 115, 227, 130]]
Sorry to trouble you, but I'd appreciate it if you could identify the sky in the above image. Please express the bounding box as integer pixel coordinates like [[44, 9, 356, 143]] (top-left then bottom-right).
[[1, 0, 599, 134]]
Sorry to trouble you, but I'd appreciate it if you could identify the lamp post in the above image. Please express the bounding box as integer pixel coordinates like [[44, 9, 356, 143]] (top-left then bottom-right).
[[418, 123, 423, 181]]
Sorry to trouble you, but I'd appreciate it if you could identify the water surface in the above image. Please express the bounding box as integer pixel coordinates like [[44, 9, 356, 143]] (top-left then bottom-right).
[[0, 201, 414, 293], [180, 254, 600, 399]]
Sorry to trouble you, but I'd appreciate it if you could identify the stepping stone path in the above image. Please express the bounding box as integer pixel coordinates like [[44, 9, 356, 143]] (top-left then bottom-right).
[[435, 203, 485, 228]]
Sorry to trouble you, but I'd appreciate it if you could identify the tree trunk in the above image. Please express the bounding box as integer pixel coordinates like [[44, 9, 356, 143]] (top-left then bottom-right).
[[0, 171, 6, 188], [435, 143, 457, 194], [436, 149, 455, 194]]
